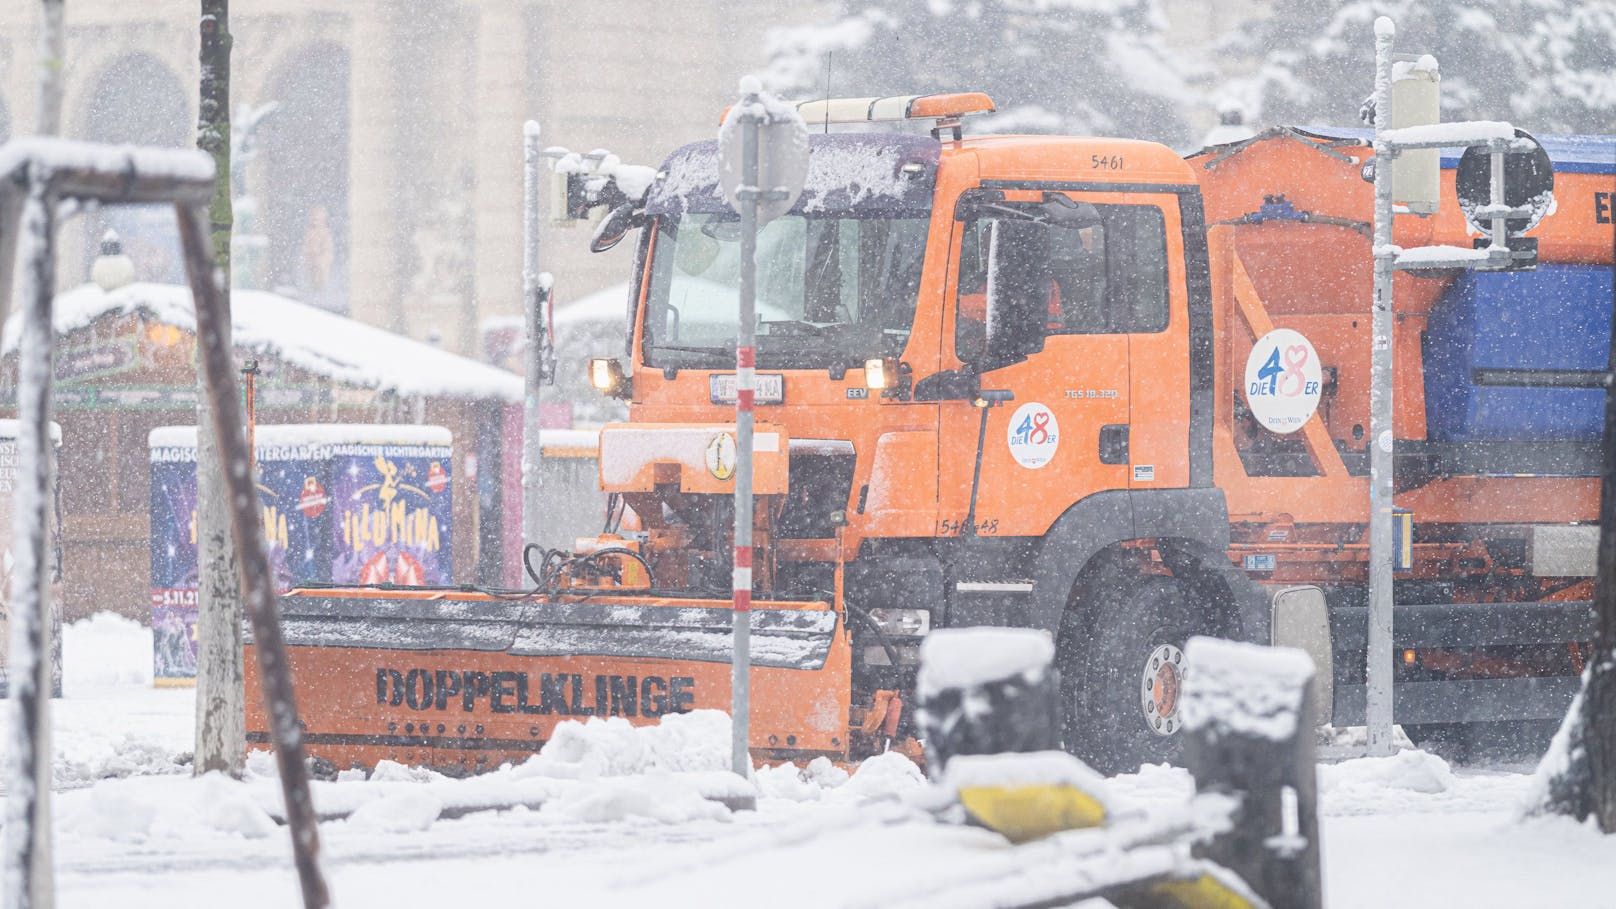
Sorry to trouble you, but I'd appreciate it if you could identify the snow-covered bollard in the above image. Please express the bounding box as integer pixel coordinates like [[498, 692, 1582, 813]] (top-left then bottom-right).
[[1180, 636, 1322, 909], [915, 627, 1059, 776]]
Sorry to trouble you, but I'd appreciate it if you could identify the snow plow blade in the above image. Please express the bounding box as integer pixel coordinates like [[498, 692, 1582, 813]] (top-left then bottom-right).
[[244, 588, 850, 774]]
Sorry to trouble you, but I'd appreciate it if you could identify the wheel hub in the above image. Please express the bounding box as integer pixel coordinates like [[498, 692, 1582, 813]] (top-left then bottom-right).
[[1140, 643, 1185, 736]]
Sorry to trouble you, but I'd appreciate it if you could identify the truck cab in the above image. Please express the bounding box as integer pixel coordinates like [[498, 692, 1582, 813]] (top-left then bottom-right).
[[590, 94, 1248, 770]]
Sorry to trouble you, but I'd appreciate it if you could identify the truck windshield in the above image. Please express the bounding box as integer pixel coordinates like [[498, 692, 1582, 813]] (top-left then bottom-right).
[[642, 212, 928, 371]]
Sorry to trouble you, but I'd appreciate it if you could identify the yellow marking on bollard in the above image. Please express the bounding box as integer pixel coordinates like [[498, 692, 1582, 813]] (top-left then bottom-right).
[[955, 783, 1107, 844]]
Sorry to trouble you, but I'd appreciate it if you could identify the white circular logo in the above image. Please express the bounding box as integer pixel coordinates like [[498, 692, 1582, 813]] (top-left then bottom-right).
[[1007, 402, 1060, 469], [706, 432, 736, 480], [1244, 329, 1322, 435]]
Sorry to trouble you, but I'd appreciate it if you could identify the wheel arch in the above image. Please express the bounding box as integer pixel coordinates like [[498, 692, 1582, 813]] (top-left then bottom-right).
[[1026, 487, 1234, 638]]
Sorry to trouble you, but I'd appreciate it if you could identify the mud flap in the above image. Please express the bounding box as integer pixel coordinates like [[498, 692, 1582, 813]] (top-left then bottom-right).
[[245, 590, 851, 773]]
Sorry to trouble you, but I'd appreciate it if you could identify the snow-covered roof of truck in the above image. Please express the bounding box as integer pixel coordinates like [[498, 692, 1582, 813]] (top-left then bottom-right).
[[1297, 126, 1616, 175], [648, 133, 939, 218], [0, 283, 523, 403]]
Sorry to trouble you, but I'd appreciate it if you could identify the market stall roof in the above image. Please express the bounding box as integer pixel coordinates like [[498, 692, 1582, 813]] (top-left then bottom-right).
[[1, 283, 522, 403]]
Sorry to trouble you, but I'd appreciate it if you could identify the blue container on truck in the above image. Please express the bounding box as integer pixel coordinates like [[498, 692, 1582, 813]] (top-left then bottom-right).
[[1424, 264, 1615, 442]]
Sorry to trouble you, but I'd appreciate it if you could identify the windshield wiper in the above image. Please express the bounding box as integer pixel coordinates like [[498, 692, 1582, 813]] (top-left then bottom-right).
[[760, 320, 840, 337], [649, 343, 732, 355]]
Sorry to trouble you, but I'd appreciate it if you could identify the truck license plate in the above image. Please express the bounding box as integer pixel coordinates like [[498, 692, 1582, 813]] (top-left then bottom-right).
[[710, 374, 784, 405]]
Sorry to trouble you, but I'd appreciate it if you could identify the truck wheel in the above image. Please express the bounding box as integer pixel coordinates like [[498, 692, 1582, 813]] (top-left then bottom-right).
[[1405, 720, 1558, 766], [1059, 572, 1203, 775]]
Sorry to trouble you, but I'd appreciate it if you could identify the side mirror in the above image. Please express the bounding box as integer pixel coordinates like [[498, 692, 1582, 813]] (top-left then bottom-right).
[[980, 219, 1050, 371], [590, 203, 647, 253]]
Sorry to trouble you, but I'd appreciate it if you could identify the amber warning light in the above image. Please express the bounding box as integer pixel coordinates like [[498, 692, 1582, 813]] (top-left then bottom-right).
[[720, 93, 995, 130]]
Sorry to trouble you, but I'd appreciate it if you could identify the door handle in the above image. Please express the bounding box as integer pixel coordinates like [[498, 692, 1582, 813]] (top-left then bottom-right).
[[1099, 424, 1129, 465]]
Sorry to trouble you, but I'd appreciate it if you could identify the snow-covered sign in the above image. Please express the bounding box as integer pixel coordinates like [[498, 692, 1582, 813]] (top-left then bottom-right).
[[1244, 329, 1322, 434], [718, 77, 808, 226]]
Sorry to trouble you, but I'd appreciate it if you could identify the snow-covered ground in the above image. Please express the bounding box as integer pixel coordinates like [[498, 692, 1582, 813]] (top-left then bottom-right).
[[16, 614, 1616, 907]]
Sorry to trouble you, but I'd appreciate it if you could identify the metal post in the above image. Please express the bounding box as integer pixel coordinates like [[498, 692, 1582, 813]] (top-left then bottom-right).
[[243, 359, 259, 459], [522, 120, 546, 553], [3, 169, 57, 909], [1366, 15, 1399, 757], [177, 203, 329, 909], [731, 98, 759, 779], [1489, 149, 1508, 251]]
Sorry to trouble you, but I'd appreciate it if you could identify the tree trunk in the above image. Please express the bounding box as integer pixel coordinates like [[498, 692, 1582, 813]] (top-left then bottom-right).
[[34, 0, 64, 135], [1537, 239, 1616, 830], [192, 0, 244, 779]]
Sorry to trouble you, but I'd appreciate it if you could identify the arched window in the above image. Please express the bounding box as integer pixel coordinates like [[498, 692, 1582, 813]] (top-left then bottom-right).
[[258, 43, 351, 313], [80, 53, 190, 285]]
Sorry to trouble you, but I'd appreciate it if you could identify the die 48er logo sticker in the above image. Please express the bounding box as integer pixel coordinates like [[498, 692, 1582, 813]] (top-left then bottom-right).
[[1007, 402, 1060, 469], [1245, 328, 1322, 434]]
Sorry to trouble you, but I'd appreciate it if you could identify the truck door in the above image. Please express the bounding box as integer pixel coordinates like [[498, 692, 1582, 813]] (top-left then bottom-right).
[[935, 188, 1184, 537]]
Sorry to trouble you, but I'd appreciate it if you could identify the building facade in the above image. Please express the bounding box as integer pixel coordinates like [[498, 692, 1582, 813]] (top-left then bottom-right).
[[0, 0, 818, 357]]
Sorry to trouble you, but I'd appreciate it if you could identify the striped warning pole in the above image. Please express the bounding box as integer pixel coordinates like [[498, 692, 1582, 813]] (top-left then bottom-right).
[[730, 81, 760, 780]]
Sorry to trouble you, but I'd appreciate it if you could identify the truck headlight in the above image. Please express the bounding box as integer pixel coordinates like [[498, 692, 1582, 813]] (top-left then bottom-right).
[[868, 607, 930, 637], [589, 358, 630, 398], [864, 357, 894, 390]]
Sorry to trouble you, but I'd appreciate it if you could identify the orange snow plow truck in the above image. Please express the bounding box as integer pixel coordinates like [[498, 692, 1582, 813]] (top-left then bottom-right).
[[248, 94, 1615, 775]]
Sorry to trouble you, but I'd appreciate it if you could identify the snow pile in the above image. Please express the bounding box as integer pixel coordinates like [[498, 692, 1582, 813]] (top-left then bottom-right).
[[917, 627, 1054, 696], [29, 615, 193, 786], [367, 759, 444, 784], [540, 772, 731, 825], [56, 733, 187, 786], [512, 710, 732, 779], [63, 612, 153, 692], [1320, 750, 1454, 804], [755, 756, 855, 803], [835, 751, 926, 800], [346, 789, 444, 833], [1179, 637, 1314, 741], [59, 773, 277, 844]]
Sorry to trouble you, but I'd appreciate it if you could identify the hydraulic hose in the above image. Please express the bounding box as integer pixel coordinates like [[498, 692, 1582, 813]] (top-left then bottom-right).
[[844, 603, 904, 669]]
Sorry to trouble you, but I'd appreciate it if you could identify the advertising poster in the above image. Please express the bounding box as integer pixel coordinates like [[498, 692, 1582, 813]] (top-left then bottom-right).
[[149, 441, 199, 685], [330, 440, 454, 586], [255, 437, 333, 591], [152, 426, 441, 684]]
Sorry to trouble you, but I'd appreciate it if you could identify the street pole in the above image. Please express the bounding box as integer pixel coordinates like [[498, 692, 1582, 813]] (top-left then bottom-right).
[[522, 120, 550, 555], [3, 171, 57, 909], [731, 93, 759, 780], [1366, 16, 1398, 758], [177, 202, 329, 909]]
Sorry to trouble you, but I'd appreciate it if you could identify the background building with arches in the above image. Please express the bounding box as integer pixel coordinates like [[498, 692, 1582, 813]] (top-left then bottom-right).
[[0, 0, 806, 356]]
